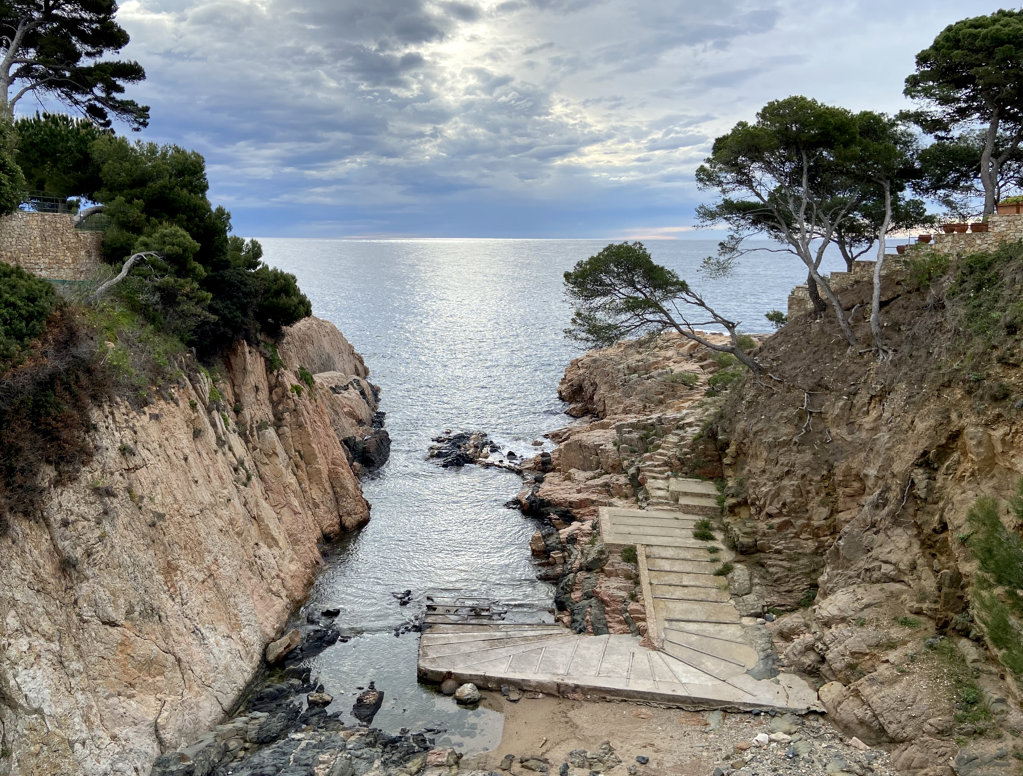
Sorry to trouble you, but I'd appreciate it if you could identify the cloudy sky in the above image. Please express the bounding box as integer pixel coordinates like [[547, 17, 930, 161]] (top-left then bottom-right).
[[89, 0, 1003, 238]]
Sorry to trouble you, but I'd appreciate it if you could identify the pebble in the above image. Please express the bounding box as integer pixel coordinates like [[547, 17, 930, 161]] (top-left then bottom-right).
[[753, 733, 770, 746], [635, 755, 650, 765], [559, 763, 569, 776], [499, 754, 515, 770], [848, 737, 870, 752]]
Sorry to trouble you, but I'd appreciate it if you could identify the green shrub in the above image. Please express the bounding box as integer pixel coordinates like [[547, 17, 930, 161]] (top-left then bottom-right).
[[713, 562, 734, 576], [908, 250, 950, 288], [621, 545, 638, 565], [266, 343, 285, 372], [967, 493, 1023, 590], [298, 366, 315, 389], [964, 486, 1023, 683], [765, 310, 788, 329], [0, 264, 57, 371], [290, 383, 303, 397], [735, 333, 757, 352], [666, 371, 699, 387]]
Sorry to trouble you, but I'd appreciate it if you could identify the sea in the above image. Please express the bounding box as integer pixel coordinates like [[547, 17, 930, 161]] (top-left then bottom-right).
[[256, 238, 844, 749]]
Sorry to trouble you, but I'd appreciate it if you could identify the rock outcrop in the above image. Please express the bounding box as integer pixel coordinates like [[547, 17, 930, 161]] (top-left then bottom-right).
[[0, 317, 381, 776], [512, 333, 731, 636]]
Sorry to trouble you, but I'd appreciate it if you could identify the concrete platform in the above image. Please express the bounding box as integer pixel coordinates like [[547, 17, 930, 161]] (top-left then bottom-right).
[[418, 623, 821, 713]]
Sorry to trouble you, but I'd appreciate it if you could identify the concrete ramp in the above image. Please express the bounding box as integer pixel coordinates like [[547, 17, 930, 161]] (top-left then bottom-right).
[[418, 622, 819, 713]]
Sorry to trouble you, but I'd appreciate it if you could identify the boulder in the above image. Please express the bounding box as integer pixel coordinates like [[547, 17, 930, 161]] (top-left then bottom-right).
[[454, 683, 481, 704], [266, 629, 302, 664]]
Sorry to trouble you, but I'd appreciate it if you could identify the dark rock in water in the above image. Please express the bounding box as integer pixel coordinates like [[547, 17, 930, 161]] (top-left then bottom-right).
[[507, 450, 518, 460], [428, 430, 522, 472], [391, 589, 413, 606], [247, 680, 306, 713], [393, 614, 422, 637], [352, 682, 384, 725], [321, 607, 341, 618], [341, 411, 391, 473], [284, 626, 341, 664], [282, 664, 312, 683]]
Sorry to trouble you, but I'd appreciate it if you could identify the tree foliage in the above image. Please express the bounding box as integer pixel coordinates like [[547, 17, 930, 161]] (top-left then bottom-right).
[[0, 0, 149, 129], [904, 9, 1023, 216], [915, 130, 1023, 219], [0, 118, 24, 213], [697, 97, 924, 350], [563, 242, 758, 371], [14, 111, 104, 199], [88, 137, 310, 355]]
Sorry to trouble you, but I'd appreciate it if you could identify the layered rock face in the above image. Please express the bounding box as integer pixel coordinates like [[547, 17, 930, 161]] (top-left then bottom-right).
[[0, 317, 380, 776], [716, 287, 1023, 774]]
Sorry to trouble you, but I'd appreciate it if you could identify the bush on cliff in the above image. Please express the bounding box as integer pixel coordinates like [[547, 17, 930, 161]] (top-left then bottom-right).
[[0, 264, 58, 371], [0, 307, 104, 529]]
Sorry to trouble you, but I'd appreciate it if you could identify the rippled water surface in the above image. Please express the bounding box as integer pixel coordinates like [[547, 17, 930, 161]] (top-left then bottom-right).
[[258, 238, 842, 749]]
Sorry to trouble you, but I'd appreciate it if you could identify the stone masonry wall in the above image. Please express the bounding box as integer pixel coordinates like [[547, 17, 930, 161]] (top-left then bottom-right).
[[787, 212, 1023, 318], [0, 211, 104, 281]]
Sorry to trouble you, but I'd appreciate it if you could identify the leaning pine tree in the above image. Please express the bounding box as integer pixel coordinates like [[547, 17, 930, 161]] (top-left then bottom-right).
[[563, 241, 759, 372]]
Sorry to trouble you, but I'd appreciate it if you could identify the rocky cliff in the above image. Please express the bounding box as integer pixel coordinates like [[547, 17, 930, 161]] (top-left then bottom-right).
[[713, 269, 1023, 775], [525, 256, 1023, 775], [0, 316, 382, 776]]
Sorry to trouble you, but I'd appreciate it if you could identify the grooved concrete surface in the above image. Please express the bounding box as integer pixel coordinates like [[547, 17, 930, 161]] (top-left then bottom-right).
[[417, 477, 821, 713]]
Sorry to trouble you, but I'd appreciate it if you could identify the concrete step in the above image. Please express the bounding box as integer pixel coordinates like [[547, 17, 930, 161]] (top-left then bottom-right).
[[645, 557, 719, 574], [647, 570, 725, 589], [653, 599, 740, 625], [650, 584, 731, 603], [668, 478, 719, 497]]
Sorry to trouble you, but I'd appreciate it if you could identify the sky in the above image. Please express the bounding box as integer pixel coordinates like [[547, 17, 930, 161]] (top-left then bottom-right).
[[51, 0, 1011, 238]]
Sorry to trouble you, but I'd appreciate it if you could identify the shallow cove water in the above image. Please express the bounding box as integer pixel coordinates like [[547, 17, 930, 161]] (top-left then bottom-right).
[[258, 238, 843, 750]]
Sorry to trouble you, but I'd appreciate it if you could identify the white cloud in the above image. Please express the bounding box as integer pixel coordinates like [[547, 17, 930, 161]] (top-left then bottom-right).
[[107, 0, 1006, 236]]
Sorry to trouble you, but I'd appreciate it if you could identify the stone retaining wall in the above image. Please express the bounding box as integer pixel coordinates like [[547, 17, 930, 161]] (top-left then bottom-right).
[[787, 213, 1023, 318], [0, 211, 104, 281]]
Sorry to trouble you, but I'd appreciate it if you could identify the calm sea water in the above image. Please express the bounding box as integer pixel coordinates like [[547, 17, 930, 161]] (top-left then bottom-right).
[[257, 238, 842, 748]]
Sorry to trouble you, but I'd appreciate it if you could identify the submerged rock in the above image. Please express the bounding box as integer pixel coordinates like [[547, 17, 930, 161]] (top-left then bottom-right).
[[352, 682, 384, 725]]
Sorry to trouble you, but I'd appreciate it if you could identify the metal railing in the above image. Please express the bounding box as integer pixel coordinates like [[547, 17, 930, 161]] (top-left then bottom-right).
[[19, 191, 75, 214]]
